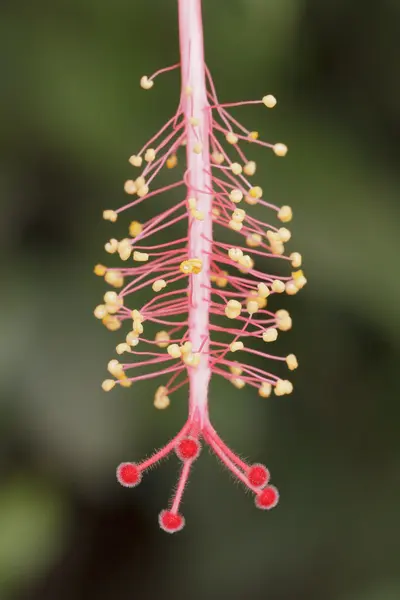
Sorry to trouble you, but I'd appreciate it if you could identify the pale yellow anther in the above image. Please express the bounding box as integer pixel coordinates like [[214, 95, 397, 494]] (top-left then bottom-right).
[[104, 291, 118, 305], [108, 359, 124, 378], [116, 343, 131, 355], [225, 299, 242, 319], [154, 386, 170, 409], [188, 197, 197, 210], [262, 94, 277, 108], [103, 210, 118, 222], [212, 207, 220, 219], [273, 143, 288, 157], [285, 281, 299, 295], [230, 362, 243, 376], [102, 379, 116, 392], [137, 185, 149, 198], [193, 142, 203, 154], [181, 341, 192, 355], [215, 271, 228, 288], [232, 378, 246, 389], [249, 186, 263, 199], [118, 238, 132, 261], [244, 194, 259, 206], [105, 238, 118, 254], [126, 331, 139, 346], [249, 131, 259, 140], [274, 379, 293, 396], [135, 176, 145, 189], [102, 315, 121, 331], [94, 304, 108, 319], [124, 180, 137, 195], [94, 264, 107, 276], [183, 352, 201, 367], [238, 254, 253, 270], [129, 155, 142, 167], [262, 328, 278, 342], [246, 291, 267, 309], [152, 279, 167, 292], [189, 116, 199, 126], [228, 247, 243, 262], [166, 154, 178, 169], [155, 330, 170, 348], [144, 148, 156, 162], [129, 221, 143, 238], [119, 377, 132, 388], [105, 270, 124, 288], [258, 282, 270, 298], [211, 151, 224, 165], [226, 132, 238, 145], [286, 354, 298, 370], [140, 75, 154, 90], [271, 280, 285, 294], [232, 208, 246, 223], [230, 162, 242, 175], [246, 233, 262, 248], [230, 341, 244, 352], [243, 161, 257, 176], [266, 230, 281, 242], [131, 310, 144, 322], [292, 270, 307, 289], [133, 251, 149, 262], [167, 344, 182, 359], [278, 227, 291, 242], [185, 85, 192, 96], [290, 252, 302, 268], [259, 382, 272, 398], [276, 309, 292, 331], [229, 220, 243, 232], [246, 300, 259, 315], [270, 240, 285, 256], [193, 209, 204, 221], [229, 189, 243, 204], [278, 205, 293, 223]]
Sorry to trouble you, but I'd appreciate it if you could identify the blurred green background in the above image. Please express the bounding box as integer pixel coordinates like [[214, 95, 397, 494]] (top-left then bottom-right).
[[1, 0, 400, 598]]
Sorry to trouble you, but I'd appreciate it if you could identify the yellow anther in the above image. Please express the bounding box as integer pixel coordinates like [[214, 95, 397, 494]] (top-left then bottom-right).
[[246, 291, 267, 309], [230, 362, 243, 376], [229, 220, 243, 232], [226, 132, 238, 145], [193, 142, 203, 154], [249, 131, 259, 140], [137, 185, 149, 198], [228, 247, 243, 262], [290, 252, 302, 268], [155, 330, 170, 348], [144, 148, 156, 162], [273, 143, 288, 157], [180, 260, 192, 275], [225, 299, 242, 319], [126, 331, 139, 346], [211, 151, 225, 165], [229, 189, 243, 203], [124, 180, 137, 195], [230, 163, 242, 175], [231, 378, 245, 389], [232, 208, 246, 222], [238, 254, 253, 269], [154, 386, 170, 409], [215, 271, 228, 288], [262, 95, 277, 108], [129, 155, 142, 167], [108, 359, 124, 378], [246, 233, 262, 247], [181, 341, 193, 355], [118, 238, 132, 261], [102, 379, 116, 392], [180, 258, 202, 274], [286, 354, 298, 370], [246, 300, 259, 315], [249, 186, 263, 199], [103, 210, 118, 222], [105, 238, 118, 254], [243, 161, 256, 176], [188, 197, 197, 210], [278, 227, 291, 242], [189, 116, 199, 126], [167, 344, 182, 359], [119, 377, 132, 388], [259, 382, 272, 398], [285, 281, 299, 295], [102, 315, 121, 331], [166, 154, 178, 169], [271, 280, 285, 293], [193, 209, 204, 221], [292, 270, 307, 289], [94, 264, 107, 276], [258, 283, 270, 298], [94, 304, 108, 319], [129, 221, 143, 238], [212, 207, 221, 219], [152, 279, 167, 292], [274, 379, 293, 396], [140, 75, 154, 89], [262, 328, 278, 342], [133, 251, 149, 262], [244, 194, 259, 206], [230, 341, 244, 352], [276, 309, 292, 331], [105, 270, 124, 288], [116, 343, 131, 355], [277, 205, 293, 222]]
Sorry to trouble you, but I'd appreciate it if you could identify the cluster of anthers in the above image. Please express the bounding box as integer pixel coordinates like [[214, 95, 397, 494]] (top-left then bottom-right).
[[94, 1, 306, 533]]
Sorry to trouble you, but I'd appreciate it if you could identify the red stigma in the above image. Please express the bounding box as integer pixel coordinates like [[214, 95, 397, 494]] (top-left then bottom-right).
[[159, 510, 185, 533], [255, 485, 280, 510], [248, 464, 270, 488], [116, 462, 142, 487], [176, 436, 201, 461]]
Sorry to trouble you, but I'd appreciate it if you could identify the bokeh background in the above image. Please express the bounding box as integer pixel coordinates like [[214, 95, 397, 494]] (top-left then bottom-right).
[[1, 0, 400, 598]]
